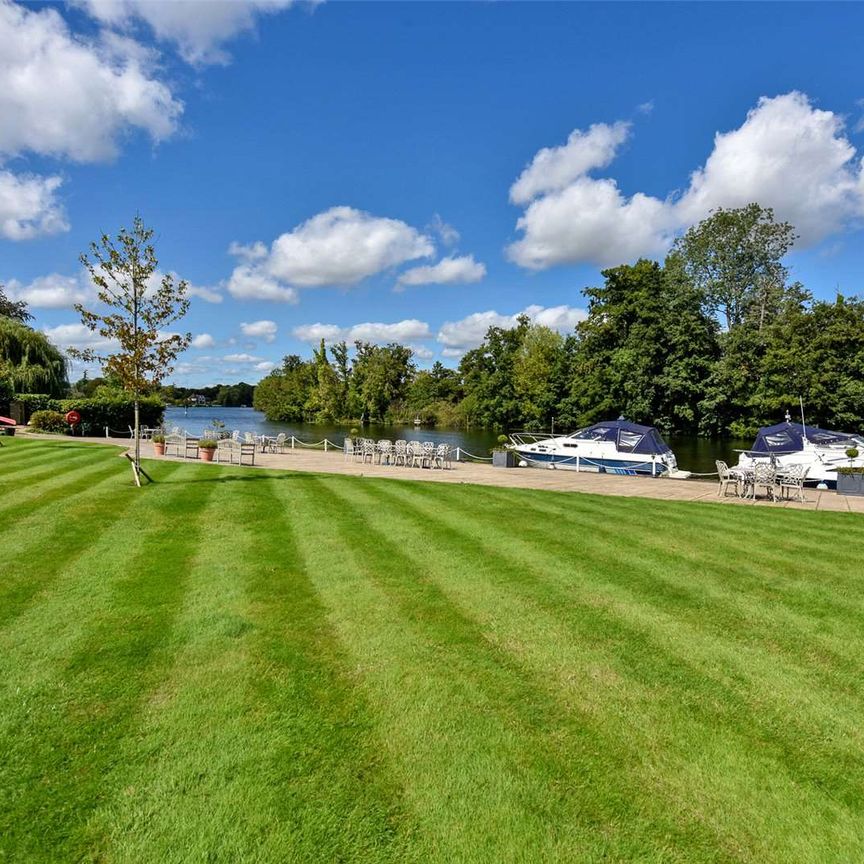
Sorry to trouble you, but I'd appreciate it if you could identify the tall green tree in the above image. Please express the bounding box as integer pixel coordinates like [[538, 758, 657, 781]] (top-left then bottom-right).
[[349, 342, 415, 423], [0, 317, 68, 397], [673, 204, 796, 330], [70, 216, 191, 482], [253, 355, 315, 422], [561, 259, 719, 434], [512, 324, 565, 430], [306, 340, 344, 422], [459, 316, 530, 428]]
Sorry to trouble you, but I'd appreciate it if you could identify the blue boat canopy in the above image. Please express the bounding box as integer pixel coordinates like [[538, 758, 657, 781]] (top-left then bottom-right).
[[749, 421, 856, 454], [571, 420, 672, 455]]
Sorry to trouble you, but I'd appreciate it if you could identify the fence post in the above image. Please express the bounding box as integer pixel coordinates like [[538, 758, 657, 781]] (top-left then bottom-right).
[[105, 426, 109, 438], [291, 436, 295, 450], [324, 439, 328, 453], [576, 454, 580, 472], [456, 447, 461, 462], [652, 455, 657, 477]]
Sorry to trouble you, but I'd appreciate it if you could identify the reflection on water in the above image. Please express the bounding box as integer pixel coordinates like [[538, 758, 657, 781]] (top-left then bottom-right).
[[164, 407, 750, 475]]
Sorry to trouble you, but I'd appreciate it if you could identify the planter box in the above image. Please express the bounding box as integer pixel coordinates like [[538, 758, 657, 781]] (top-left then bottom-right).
[[492, 450, 517, 468], [837, 471, 864, 496]]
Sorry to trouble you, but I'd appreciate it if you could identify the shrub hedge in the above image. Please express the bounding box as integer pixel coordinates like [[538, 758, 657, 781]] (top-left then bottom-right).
[[29, 410, 69, 433], [16, 393, 164, 435]]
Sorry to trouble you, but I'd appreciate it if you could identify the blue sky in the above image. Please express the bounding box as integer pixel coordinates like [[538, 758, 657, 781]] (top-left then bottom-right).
[[3, 1, 864, 386]]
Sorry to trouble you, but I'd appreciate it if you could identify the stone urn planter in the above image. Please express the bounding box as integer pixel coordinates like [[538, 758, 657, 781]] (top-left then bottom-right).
[[837, 469, 864, 496], [492, 449, 517, 468]]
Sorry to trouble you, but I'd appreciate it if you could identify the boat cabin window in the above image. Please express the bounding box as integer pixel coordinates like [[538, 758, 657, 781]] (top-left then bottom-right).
[[575, 426, 610, 441], [764, 432, 793, 448], [617, 430, 643, 451]]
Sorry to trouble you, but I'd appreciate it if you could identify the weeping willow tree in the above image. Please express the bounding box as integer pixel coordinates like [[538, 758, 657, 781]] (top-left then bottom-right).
[[0, 317, 68, 397]]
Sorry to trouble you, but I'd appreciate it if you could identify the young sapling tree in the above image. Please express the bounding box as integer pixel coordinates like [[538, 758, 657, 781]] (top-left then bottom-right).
[[69, 216, 191, 485]]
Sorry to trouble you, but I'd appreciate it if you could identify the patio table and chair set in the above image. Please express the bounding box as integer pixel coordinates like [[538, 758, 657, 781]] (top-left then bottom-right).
[[715, 460, 808, 503], [344, 437, 454, 470], [162, 428, 291, 465]]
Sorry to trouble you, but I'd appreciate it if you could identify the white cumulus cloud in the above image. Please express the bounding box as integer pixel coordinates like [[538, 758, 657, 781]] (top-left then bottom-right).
[[254, 360, 275, 372], [510, 121, 631, 206], [191, 333, 215, 349], [265, 206, 434, 288], [224, 352, 264, 363], [0, 1, 182, 163], [226, 264, 299, 303], [437, 305, 586, 355], [292, 319, 432, 345], [396, 255, 486, 289], [3, 272, 90, 308], [240, 320, 278, 342], [77, 0, 296, 66], [42, 322, 118, 352], [227, 206, 436, 301], [0, 170, 67, 240], [507, 92, 864, 269]]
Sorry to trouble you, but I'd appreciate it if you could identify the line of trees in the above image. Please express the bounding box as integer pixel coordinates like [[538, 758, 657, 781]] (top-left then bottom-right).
[[254, 205, 864, 437]]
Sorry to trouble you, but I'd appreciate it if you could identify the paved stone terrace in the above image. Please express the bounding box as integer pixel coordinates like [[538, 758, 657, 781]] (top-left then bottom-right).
[[15, 431, 864, 514]]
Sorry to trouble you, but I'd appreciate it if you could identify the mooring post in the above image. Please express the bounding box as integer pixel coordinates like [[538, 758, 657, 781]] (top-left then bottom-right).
[[456, 447, 461, 462], [291, 436, 295, 450], [652, 455, 657, 477], [105, 426, 109, 438], [324, 439, 328, 453], [576, 454, 580, 472]]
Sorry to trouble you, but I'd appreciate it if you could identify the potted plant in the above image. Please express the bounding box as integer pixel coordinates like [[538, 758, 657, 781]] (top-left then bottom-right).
[[492, 434, 516, 468], [837, 447, 864, 496], [152, 433, 166, 456], [199, 438, 218, 462]]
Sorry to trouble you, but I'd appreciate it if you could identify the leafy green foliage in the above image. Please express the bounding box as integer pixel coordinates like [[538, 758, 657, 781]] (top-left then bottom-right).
[[673, 203, 796, 329], [28, 410, 68, 433], [71, 216, 190, 471], [559, 259, 720, 434], [0, 318, 68, 397], [60, 394, 163, 435]]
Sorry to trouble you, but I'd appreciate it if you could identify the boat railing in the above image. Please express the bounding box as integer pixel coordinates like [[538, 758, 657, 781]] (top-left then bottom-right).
[[508, 431, 560, 447]]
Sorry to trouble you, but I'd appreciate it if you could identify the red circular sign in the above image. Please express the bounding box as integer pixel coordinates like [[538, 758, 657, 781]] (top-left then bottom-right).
[[65, 410, 81, 426]]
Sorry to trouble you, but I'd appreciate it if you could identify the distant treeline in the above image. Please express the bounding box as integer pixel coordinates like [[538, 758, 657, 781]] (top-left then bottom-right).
[[254, 206, 864, 437]]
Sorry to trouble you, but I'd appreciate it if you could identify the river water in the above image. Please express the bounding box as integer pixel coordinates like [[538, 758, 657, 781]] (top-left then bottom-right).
[[164, 407, 749, 475]]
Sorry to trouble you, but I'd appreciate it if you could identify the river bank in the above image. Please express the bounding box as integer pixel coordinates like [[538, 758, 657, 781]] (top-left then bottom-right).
[[164, 407, 751, 475]]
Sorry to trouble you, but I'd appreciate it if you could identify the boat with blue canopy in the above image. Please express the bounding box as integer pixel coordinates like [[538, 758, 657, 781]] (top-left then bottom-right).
[[509, 420, 679, 476], [736, 420, 864, 487]]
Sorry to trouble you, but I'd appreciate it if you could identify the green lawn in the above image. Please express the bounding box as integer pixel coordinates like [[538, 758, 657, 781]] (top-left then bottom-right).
[[1, 437, 863, 863]]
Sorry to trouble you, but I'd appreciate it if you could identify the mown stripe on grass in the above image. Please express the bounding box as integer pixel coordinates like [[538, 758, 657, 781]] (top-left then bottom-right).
[[0, 443, 109, 491], [398, 481, 864, 682], [87, 470, 417, 864], [291, 474, 731, 864], [0, 461, 186, 631], [0, 463, 217, 863], [0, 450, 126, 524], [359, 478, 864, 862]]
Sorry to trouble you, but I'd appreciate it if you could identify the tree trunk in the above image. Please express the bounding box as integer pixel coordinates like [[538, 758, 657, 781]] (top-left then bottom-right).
[[134, 394, 141, 471]]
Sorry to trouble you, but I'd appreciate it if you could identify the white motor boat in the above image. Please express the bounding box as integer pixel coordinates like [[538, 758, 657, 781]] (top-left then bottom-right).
[[737, 420, 864, 487], [509, 420, 678, 476]]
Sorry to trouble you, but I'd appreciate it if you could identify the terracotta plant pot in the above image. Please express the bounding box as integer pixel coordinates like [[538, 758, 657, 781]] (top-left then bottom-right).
[[200, 448, 216, 462], [154, 442, 165, 456]]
